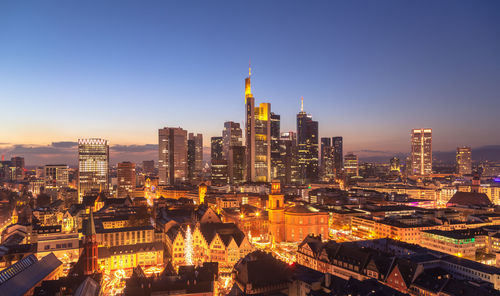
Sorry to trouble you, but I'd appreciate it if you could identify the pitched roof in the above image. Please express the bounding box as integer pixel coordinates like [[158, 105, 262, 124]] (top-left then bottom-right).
[[390, 258, 419, 287], [74, 276, 100, 296], [447, 192, 492, 207], [0, 253, 62, 296], [234, 251, 292, 289]]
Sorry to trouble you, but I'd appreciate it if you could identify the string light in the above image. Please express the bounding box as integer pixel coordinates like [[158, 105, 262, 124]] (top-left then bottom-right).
[[185, 225, 193, 265]]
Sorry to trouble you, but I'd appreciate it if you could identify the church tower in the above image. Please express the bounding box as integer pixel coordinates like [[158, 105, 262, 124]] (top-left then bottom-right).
[[83, 206, 98, 275], [268, 180, 285, 243]]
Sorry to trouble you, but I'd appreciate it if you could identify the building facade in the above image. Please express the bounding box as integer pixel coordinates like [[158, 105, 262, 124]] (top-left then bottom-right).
[[320, 138, 335, 181], [270, 112, 282, 181], [187, 133, 203, 183], [245, 67, 271, 182], [159, 127, 188, 185], [456, 146, 472, 176], [333, 136, 343, 177], [222, 122, 245, 184], [117, 162, 136, 198], [410, 128, 432, 176], [78, 138, 109, 202], [280, 132, 300, 185], [297, 97, 319, 183], [344, 153, 359, 177], [44, 164, 69, 188]]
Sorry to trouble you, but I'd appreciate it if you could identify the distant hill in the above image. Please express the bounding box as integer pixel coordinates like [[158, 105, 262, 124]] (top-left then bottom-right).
[[358, 145, 500, 164], [434, 145, 500, 163]]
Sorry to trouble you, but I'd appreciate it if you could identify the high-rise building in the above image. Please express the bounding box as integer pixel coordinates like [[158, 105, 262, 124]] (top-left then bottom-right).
[[187, 139, 196, 182], [390, 157, 401, 172], [344, 153, 359, 177], [270, 113, 281, 180], [142, 160, 155, 175], [211, 159, 228, 186], [228, 145, 246, 184], [158, 127, 188, 186], [332, 137, 343, 177], [0, 160, 14, 181], [210, 136, 227, 186], [410, 128, 432, 176], [10, 156, 25, 181], [222, 122, 242, 158], [222, 122, 245, 184], [117, 162, 136, 198], [456, 146, 472, 176], [280, 132, 300, 185], [187, 133, 203, 183], [210, 137, 224, 161], [245, 66, 271, 182], [297, 97, 318, 183], [44, 164, 69, 188], [78, 138, 109, 202], [320, 138, 335, 181]]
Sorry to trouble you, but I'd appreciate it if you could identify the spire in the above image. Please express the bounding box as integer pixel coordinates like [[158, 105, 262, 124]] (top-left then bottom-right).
[[301, 96, 304, 112], [85, 206, 96, 237], [245, 62, 252, 99]]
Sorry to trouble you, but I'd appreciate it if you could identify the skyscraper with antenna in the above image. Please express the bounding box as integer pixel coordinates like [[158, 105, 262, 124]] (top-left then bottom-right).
[[296, 97, 319, 183], [245, 64, 271, 182]]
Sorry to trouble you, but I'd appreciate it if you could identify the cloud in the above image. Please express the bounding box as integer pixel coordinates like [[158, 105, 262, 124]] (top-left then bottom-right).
[[0, 144, 77, 166], [51, 141, 78, 148], [111, 144, 157, 153]]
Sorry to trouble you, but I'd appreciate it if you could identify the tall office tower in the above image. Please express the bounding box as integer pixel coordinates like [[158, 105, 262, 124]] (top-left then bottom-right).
[[390, 157, 401, 172], [210, 136, 227, 185], [270, 112, 282, 180], [410, 128, 432, 176], [228, 145, 246, 184], [142, 160, 155, 175], [344, 152, 359, 177], [222, 122, 243, 158], [456, 146, 472, 176], [10, 156, 25, 181], [211, 137, 224, 161], [44, 164, 69, 188], [0, 160, 13, 181], [296, 97, 319, 183], [187, 133, 203, 183], [158, 127, 188, 186], [332, 137, 343, 177], [222, 122, 244, 184], [117, 162, 136, 198], [245, 66, 271, 182], [78, 138, 109, 202], [187, 138, 196, 182], [211, 159, 228, 186], [320, 138, 335, 181], [280, 132, 300, 185]]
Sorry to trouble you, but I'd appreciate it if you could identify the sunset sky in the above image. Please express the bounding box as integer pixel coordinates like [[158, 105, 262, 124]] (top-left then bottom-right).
[[1, 0, 499, 165]]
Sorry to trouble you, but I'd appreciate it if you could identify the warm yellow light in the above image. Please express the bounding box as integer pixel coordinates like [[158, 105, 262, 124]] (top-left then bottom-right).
[[240, 214, 244, 219], [255, 212, 260, 217]]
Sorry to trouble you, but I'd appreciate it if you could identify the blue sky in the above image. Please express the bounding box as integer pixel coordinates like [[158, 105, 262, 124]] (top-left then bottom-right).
[[1, 0, 499, 165]]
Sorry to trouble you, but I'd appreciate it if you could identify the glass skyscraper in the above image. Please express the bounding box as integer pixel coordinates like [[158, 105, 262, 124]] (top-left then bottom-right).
[[78, 138, 109, 202]]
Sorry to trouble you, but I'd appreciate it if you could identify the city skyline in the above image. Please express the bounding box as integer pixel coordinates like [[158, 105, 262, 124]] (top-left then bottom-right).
[[2, 2, 500, 294], [1, 1, 500, 165]]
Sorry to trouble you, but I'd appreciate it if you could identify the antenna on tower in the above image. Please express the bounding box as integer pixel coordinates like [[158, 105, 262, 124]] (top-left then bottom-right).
[[301, 96, 304, 112], [249, 59, 251, 77]]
